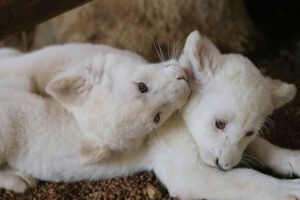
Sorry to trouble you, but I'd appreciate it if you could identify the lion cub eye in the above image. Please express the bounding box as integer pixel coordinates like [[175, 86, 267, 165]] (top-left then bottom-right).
[[215, 120, 226, 130], [154, 112, 161, 124], [138, 82, 148, 93], [245, 131, 255, 137]]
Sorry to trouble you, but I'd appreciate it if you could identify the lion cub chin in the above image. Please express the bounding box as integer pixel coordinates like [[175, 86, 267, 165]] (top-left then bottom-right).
[[0, 51, 190, 164]]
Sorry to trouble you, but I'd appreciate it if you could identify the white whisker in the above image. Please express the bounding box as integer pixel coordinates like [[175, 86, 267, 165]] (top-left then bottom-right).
[[152, 39, 165, 62], [167, 41, 171, 60], [157, 41, 166, 62], [171, 41, 182, 60]]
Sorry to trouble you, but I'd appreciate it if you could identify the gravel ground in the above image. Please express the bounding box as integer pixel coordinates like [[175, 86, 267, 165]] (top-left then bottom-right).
[[0, 39, 299, 200]]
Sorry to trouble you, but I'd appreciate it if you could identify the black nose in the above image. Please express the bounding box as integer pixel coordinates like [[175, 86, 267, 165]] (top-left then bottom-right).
[[216, 158, 226, 171]]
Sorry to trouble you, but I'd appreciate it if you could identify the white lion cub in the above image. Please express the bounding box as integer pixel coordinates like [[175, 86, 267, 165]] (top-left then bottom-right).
[[44, 56, 190, 163], [0, 47, 190, 164], [0, 31, 300, 200]]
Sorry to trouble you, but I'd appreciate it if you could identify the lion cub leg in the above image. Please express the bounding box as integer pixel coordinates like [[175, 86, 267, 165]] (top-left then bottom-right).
[[0, 166, 38, 193], [0, 105, 37, 193], [80, 137, 112, 164]]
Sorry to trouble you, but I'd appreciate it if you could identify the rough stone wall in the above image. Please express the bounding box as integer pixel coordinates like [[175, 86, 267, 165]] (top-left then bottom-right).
[[33, 0, 261, 61]]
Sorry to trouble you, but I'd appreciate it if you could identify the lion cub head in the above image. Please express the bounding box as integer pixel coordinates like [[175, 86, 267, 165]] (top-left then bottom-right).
[[46, 52, 190, 159]]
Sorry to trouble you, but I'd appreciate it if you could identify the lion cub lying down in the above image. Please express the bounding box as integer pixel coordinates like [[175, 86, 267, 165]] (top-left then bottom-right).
[[0, 44, 190, 163], [0, 49, 190, 168], [0, 31, 299, 200]]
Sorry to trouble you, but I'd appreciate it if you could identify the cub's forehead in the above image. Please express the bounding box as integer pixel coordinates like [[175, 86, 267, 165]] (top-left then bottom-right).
[[215, 57, 269, 94], [204, 81, 272, 116], [220, 55, 262, 79]]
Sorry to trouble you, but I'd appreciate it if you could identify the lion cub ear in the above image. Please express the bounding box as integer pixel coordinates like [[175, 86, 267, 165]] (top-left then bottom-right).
[[267, 77, 297, 109], [179, 30, 221, 82], [46, 67, 103, 105]]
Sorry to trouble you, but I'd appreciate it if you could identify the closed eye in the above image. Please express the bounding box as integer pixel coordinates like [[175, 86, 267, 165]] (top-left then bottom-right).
[[154, 112, 161, 124], [245, 131, 255, 137]]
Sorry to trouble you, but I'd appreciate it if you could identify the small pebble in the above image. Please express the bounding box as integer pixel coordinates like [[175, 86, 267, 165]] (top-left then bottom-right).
[[147, 184, 162, 200]]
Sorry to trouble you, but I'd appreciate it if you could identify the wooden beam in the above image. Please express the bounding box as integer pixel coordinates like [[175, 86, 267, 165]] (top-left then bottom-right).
[[0, 0, 93, 41]]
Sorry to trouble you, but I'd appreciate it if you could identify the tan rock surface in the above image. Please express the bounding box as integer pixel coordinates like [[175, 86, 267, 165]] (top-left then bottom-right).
[[33, 0, 261, 60]]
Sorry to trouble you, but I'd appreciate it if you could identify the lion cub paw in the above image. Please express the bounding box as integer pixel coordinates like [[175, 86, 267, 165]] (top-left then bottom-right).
[[81, 142, 112, 165], [0, 168, 37, 193]]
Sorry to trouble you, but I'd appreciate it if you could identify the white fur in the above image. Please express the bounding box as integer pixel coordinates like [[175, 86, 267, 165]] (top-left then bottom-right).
[[0, 48, 22, 58], [180, 31, 297, 170], [0, 44, 149, 95], [0, 89, 299, 200], [247, 137, 300, 177], [0, 31, 299, 200], [0, 44, 190, 163]]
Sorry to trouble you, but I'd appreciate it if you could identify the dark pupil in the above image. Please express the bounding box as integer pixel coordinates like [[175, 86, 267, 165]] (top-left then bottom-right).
[[215, 120, 226, 130], [138, 82, 148, 93], [246, 131, 254, 137], [154, 112, 160, 124]]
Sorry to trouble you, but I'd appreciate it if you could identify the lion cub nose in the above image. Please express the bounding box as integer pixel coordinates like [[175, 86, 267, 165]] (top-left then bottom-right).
[[216, 158, 230, 171]]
